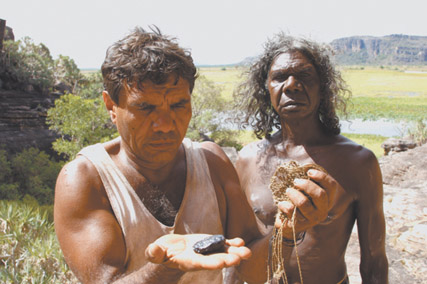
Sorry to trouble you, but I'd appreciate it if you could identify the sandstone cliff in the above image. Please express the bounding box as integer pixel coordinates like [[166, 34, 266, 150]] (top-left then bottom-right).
[[0, 89, 59, 156], [331, 34, 427, 65]]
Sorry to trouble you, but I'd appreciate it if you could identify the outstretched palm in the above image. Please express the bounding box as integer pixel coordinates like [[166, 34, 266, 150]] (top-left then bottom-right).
[[145, 234, 251, 271]]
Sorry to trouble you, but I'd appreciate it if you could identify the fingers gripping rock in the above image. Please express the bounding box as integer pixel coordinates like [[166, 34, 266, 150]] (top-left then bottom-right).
[[269, 160, 327, 204]]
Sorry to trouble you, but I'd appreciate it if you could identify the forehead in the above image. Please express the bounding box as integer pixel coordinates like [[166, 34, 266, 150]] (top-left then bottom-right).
[[127, 76, 191, 101], [270, 51, 315, 72]]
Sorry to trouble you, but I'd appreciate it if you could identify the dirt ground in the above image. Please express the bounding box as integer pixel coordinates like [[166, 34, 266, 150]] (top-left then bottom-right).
[[346, 143, 427, 283]]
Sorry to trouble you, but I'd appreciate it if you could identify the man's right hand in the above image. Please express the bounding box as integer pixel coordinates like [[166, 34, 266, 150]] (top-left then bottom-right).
[[275, 169, 338, 238], [146, 234, 252, 271]]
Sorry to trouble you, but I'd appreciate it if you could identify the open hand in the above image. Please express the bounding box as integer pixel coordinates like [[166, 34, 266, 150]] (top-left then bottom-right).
[[145, 234, 252, 271]]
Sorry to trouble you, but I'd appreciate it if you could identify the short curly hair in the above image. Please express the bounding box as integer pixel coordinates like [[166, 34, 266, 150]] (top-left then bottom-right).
[[101, 26, 198, 104], [235, 32, 350, 139]]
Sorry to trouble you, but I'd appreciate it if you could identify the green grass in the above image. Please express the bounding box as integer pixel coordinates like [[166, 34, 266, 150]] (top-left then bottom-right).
[[346, 96, 427, 121], [341, 67, 427, 97], [198, 66, 244, 101], [341, 67, 427, 121]]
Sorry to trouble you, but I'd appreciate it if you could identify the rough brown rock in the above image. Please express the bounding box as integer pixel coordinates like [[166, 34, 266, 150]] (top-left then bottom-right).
[[381, 137, 417, 156], [0, 89, 59, 156]]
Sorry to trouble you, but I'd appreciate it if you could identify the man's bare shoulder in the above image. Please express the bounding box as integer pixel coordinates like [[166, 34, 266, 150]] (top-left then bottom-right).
[[55, 153, 109, 214], [58, 155, 99, 189], [199, 140, 230, 164], [326, 135, 382, 199], [332, 135, 378, 167], [198, 140, 240, 186]]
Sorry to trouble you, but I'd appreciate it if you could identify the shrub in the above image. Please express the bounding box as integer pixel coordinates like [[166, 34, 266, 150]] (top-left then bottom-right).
[[0, 147, 20, 200], [76, 71, 104, 99], [53, 55, 84, 94], [0, 38, 55, 92], [47, 94, 117, 160], [6, 148, 63, 205], [0, 200, 78, 283]]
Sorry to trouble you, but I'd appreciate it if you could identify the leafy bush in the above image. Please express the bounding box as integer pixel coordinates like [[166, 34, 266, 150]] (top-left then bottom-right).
[[0, 38, 55, 92], [0, 37, 85, 94], [0, 148, 20, 200], [76, 71, 104, 99], [53, 55, 84, 94], [47, 93, 117, 160], [0, 200, 78, 283], [0, 147, 63, 205]]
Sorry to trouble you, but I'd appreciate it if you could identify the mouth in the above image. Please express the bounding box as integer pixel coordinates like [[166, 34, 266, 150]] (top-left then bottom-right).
[[148, 139, 177, 149], [283, 100, 304, 107], [281, 101, 305, 111]]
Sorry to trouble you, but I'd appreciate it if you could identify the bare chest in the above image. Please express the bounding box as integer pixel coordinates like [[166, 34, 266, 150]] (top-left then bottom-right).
[[122, 166, 187, 227]]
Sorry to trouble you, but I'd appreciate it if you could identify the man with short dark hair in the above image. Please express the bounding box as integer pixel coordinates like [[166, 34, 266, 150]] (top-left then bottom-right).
[[54, 27, 259, 283]]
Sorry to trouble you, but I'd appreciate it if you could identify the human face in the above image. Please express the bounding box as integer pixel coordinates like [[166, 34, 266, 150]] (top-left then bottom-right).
[[267, 51, 321, 121], [108, 76, 192, 168]]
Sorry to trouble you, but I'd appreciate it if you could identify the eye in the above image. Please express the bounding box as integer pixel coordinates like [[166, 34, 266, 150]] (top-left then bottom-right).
[[139, 103, 155, 112], [171, 100, 189, 109], [298, 72, 310, 78], [271, 72, 288, 82]]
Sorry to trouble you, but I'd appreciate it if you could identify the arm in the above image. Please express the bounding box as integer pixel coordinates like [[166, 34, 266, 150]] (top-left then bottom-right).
[[54, 156, 184, 284], [355, 151, 388, 283], [201, 142, 271, 283]]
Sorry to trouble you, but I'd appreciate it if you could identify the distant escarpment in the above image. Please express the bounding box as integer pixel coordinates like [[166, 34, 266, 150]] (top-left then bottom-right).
[[331, 34, 427, 65], [0, 89, 60, 155]]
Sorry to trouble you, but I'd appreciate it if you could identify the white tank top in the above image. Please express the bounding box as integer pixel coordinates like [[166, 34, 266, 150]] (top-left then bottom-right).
[[78, 138, 224, 283]]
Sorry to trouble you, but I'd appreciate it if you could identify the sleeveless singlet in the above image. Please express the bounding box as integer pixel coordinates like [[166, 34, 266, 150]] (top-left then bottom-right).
[[78, 138, 224, 283]]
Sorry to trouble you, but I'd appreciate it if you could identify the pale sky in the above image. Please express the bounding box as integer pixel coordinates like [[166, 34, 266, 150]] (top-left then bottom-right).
[[2, 0, 426, 69]]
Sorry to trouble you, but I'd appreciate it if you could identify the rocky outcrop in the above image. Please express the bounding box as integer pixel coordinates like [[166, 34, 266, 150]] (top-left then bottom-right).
[[331, 34, 427, 65], [0, 89, 59, 156], [381, 137, 417, 156]]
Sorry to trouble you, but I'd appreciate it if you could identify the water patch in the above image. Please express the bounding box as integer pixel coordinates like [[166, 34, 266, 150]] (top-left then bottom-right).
[[219, 112, 412, 137], [341, 119, 412, 137]]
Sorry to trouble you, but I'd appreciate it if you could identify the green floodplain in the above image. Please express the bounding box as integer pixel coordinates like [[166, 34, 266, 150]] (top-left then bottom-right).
[[198, 65, 427, 157]]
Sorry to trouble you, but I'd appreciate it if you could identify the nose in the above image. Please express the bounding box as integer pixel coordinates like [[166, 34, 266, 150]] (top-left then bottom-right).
[[152, 109, 175, 133], [283, 76, 302, 94]]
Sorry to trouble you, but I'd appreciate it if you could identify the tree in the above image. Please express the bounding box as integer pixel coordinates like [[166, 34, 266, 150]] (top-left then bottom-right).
[[53, 55, 84, 94], [186, 76, 229, 141], [11, 148, 63, 204], [0, 147, 20, 200], [76, 71, 104, 99], [0, 146, 63, 204], [0, 37, 55, 92], [46, 94, 117, 160]]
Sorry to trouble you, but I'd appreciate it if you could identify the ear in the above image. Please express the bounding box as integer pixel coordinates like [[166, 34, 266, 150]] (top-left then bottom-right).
[[103, 91, 117, 124]]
